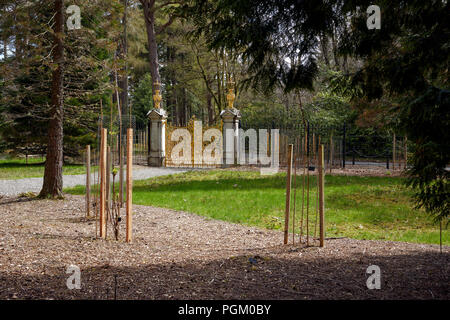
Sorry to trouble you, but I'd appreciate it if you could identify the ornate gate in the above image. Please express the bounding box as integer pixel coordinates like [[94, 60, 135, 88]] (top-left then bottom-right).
[[165, 118, 223, 168]]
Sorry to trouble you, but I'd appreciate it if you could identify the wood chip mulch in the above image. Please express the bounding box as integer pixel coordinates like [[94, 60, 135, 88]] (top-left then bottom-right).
[[0, 195, 448, 300]]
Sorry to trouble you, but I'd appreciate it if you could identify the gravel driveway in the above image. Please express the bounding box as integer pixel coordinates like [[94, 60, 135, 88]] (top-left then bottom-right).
[[0, 167, 189, 196]]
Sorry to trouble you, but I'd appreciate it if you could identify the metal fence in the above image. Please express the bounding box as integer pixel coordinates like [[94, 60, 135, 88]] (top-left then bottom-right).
[[88, 117, 407, 171], [92, 115, 148, 167], [276, 123, 407, 171]]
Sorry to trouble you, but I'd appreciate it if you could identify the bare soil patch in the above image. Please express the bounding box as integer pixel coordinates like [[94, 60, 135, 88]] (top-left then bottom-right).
[[0, 195, 448, 300]]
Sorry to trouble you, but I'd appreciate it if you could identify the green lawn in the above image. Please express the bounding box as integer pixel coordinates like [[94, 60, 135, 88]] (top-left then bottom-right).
[[65, 170, 448, 245], [0, 158, 96, 180]]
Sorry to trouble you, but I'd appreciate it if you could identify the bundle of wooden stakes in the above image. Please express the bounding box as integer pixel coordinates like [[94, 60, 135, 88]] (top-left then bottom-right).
[[284, 138, 325, 247], [85, 128, 134, 243]]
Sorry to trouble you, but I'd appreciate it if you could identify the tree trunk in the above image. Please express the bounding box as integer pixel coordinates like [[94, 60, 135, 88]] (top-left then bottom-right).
[[179, 88, 186, 126], [166, 45, 178, 124], [331, 26, 340, 69], [170, 86, 178, 125], [13, 3, 23, 61], [206, 86, 214, 125], [142, 1, 161, 93], [320, 34, 329, 67], [2, 6, 6, 62], [39, 0, 64, 198]]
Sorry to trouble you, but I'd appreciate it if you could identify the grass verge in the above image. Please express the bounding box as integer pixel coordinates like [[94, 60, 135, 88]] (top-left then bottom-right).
[[65, 170, 448, 245], [0, 157, 96, 180]]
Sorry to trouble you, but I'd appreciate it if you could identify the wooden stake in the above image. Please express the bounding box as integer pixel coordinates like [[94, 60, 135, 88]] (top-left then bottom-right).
[[106, 146, 111, 208], [300, 134, 306, 244], [100, 129, 107, 239], [86, 145, 91, 218], [306, 153, 310, 246], [119, 132, 124, 207], [284, 144, 293, 245], [106, 146, 113, 208], [319, 144, 325, 247], [126, 128, 133, 243], [106, 146, 112, 239], [292, 141, 298, 245], [94, 148, 98, 237], [314, 136, 321, 238]]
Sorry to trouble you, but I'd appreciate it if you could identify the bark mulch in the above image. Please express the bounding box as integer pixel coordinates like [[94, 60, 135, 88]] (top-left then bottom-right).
[[0, 194, 448, 300]]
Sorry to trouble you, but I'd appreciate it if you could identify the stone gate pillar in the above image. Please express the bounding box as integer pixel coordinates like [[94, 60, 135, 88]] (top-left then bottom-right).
[[147, 108, 167, 167], [147, 83, 167, 167], [220, 81, 241, 166]]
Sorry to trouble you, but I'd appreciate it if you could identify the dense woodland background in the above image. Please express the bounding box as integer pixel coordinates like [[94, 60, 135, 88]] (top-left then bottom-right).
[[0, 0, 448, 219], [0, 0, 385, 156]]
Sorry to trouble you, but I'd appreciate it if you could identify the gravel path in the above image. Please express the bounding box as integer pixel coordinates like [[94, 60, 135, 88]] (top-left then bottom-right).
[[0, 167, 189, 196], [0, 195, 448, 300]]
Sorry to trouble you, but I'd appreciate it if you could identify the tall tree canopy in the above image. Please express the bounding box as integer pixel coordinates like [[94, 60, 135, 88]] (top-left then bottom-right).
[[183, 0, 341, 92]]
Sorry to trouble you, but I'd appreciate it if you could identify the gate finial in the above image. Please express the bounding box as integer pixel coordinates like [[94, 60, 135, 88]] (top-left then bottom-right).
[[153, 81, 162, 109], [226, 78, 236, 109]]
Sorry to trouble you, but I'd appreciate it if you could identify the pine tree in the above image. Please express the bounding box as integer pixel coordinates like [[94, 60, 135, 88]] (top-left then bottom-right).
[[39, 0, 65, 198], [0, 0, 123, 197], [339, 0, 449, 220]]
